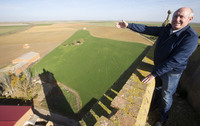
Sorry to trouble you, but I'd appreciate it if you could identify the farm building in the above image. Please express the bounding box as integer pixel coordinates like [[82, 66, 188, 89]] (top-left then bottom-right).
[[0, 105, 33, 126], [0, 52, 40, 75]]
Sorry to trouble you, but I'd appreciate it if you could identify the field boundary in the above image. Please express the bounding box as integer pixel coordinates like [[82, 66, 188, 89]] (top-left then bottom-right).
[[58, 82, 82, 111], [0, 23, 34, 36]]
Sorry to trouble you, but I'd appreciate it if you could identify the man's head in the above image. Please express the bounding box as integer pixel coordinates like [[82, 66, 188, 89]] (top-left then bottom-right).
[[171, 7, 194, 30]]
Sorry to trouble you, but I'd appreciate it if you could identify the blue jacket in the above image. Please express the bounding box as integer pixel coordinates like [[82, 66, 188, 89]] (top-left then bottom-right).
[[127, 23, 199, 77]]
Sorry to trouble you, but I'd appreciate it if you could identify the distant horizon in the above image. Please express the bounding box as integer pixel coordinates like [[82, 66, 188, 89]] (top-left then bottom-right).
[[0, 20, 199, 24], [0, 0, 199, 23]]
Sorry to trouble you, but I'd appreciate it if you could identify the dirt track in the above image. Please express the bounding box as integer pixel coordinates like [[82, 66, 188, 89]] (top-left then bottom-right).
[[0, 22, 152, 67]]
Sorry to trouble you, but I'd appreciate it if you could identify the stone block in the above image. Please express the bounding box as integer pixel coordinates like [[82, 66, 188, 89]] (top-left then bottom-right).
[[111, 96, 129, 109], [94, 116, 117, 126], [128, 87, 144, 98], [110, 110, 136, 126], [129, 73, 141, 83], [125, 80, 147, 90], [134, 80, 155, 126], [125, 103, 140, 117], [118, 86, 144, 106]]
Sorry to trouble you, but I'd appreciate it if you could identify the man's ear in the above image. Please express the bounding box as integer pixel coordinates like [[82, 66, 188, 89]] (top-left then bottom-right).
[[189, 16, 193, 22]]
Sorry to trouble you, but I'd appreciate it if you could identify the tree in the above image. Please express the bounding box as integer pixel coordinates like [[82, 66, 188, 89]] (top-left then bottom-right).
[[0, 72, 12, 96], [0, 69, 41, 100]]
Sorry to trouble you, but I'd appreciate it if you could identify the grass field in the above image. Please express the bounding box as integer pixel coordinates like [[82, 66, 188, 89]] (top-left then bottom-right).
[[0, 25, 30, 35], [31, 29, 147, 112]]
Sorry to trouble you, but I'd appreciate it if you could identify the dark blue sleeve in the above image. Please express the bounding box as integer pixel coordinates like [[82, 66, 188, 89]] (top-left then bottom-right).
[[152, 34, 199, 77], [127, 23, 162, 36]]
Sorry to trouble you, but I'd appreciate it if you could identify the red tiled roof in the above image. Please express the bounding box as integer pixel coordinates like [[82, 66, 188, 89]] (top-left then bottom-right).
[[0, 105, 31, 126]]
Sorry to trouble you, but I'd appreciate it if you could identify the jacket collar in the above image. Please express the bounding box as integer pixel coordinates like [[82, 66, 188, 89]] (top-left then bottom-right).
[[173, 25, 190, 37], [165, 24, 190, 37]]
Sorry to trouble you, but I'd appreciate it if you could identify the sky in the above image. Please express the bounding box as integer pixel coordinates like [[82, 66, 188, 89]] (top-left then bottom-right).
[[0, 0, 199, 23]]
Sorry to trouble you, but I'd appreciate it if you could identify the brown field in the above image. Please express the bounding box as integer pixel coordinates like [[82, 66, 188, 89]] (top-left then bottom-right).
[[86, 25, 153, 45], [0, 22, 152, 67]]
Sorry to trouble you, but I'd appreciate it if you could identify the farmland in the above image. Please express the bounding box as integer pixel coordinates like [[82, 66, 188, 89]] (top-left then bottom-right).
[[1, 21, 198, 68], [0, 21, 199, 116], [0, 21, 152, 67], [0, 25, 30, 35], [31, 29, 147, 113], [0, 21, 152, 116]]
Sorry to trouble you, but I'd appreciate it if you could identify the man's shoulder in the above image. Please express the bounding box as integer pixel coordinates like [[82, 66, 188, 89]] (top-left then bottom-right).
[[181, 26, 199, 47], [186, 26, 198, 37]]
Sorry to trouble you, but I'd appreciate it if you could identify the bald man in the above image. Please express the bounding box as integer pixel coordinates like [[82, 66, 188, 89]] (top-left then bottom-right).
[[117, 7, 198, 126]]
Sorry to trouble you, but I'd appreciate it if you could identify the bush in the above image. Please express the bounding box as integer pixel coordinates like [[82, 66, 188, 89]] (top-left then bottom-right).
[[72, 40, 77, 45], [79, 38, 84, 43]]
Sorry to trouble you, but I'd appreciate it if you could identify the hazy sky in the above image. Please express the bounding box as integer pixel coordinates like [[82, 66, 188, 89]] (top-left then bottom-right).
[[0, 0, 199, 22]]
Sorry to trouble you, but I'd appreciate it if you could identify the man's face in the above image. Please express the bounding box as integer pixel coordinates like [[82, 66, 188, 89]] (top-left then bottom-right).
[[171, 8, 193, 30]]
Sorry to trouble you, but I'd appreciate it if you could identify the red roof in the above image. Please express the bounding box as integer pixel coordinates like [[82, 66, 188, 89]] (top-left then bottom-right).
[[0, 105, 31, 126]]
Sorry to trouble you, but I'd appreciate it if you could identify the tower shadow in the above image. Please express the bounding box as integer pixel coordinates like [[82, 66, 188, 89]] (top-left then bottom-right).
[[32, 69, 78, 125]]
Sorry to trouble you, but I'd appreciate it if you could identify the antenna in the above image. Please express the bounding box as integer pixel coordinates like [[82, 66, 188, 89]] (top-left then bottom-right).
[[162, 10, 173, 27]]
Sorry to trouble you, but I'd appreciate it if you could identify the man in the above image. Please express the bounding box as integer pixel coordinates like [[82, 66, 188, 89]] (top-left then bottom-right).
[[116, 7, 198, 126]]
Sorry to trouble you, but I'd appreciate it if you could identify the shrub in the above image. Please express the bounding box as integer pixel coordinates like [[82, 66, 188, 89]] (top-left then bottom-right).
[[72, 40, 77, 45], [79, 38, 84, 43]]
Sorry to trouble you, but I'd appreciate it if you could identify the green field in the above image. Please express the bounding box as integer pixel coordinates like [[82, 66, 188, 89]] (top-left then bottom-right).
[[0, 25, 30, 35], [31, 30, 147, 113]]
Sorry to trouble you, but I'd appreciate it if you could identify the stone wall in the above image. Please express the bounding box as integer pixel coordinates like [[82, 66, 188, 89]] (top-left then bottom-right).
[[80, 45, 156, 126], [179, 45, 200, 115]]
